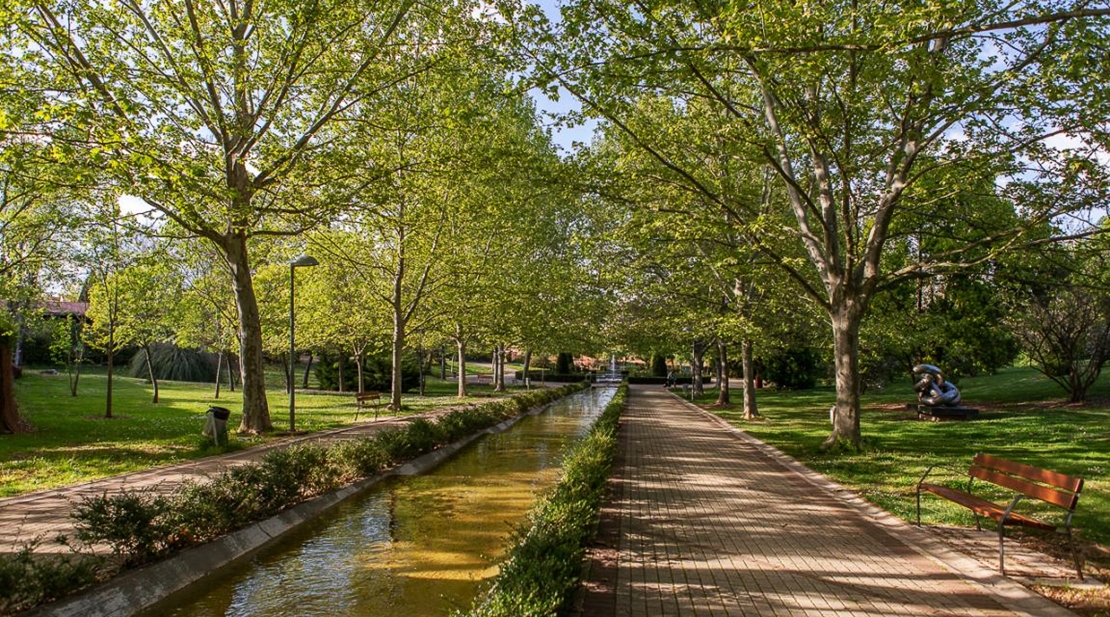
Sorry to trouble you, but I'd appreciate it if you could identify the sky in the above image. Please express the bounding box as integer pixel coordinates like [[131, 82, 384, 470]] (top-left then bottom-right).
[[526, 0, 599, 155]]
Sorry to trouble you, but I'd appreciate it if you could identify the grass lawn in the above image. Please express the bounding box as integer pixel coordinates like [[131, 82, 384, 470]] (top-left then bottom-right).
[[696, 365, 1110, 550], [0, 368, 516, 497]]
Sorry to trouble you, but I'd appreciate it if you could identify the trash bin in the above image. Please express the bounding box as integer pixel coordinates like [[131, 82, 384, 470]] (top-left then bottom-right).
[[204, 406, 231, 446]]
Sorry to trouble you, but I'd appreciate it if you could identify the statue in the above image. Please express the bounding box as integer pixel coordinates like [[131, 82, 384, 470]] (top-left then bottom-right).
[[913, 364, 961, 407]]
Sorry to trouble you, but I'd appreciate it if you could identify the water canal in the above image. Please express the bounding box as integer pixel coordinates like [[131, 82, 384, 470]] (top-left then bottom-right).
[[141, 386, 616, 617]]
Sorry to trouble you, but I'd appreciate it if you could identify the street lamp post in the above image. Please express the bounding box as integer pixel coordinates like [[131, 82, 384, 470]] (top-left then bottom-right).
[[289, 255, 319, 432]]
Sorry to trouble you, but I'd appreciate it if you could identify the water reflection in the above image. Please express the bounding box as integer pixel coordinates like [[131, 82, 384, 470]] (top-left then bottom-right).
[[146, 387, 615, 617]]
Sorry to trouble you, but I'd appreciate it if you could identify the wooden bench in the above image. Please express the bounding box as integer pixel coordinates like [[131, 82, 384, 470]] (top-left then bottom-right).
[[354, 391, 382, 420], [476, 373, 494, 385], [916, 453, 1084, 578]]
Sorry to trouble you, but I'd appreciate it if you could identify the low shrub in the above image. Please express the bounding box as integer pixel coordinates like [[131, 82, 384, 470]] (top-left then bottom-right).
[[464, 384, 627, 617], [0, 542, 103, 615], [72, 488, 173, 566]]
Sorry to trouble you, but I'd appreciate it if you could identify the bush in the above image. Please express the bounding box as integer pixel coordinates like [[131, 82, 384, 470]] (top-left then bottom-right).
[[128, 343, 218, 382], [72, 488, 173, 566], [0, 542, 103, 615], [555, 352, 573, 374], [651, 354, 668, 377], [315, 352, 420, 392], [761, 347, 823, 390]]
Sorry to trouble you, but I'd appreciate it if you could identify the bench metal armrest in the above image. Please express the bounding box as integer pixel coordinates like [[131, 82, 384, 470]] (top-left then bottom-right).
[[915, 463, 968, 525], [999, 493, 1024, 526]]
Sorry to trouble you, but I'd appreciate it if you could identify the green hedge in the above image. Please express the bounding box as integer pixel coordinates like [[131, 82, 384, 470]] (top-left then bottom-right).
[[1, 383, 589, 615], [463, 383, 627, 617]]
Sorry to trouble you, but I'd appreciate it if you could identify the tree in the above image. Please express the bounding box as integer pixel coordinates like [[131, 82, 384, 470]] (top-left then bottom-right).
[[527, 0, 1110, 447], [49, 314, 85, 397], [20, 0, 470, 433], [0, 27, 83, 431], [97, 261, 181, 403], [1012, 239, 1110, 403]]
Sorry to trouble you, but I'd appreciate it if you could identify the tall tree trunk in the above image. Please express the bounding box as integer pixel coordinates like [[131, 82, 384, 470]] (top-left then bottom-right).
[[390, 319, 405, 412], [827, 302, 864, 448], [494, 344, 506, 392], [144, 344, 159, 404], [715, 339, 730, 406], [227, 353, 237, 391], [355, 353, 365, 393], [741, 338, 759, 419], [417, 349, 426, 396], [522, 348, 532, 389], [439, 348, 446, 380], [456, 335, 468, 397], [225, 235, 272, 434], [302, 354, 313, 389], [214, 351, 223, 399], [692, 340, 706, 396], [106, 321, 114, 419], [284, 352, 293, 394], [0, 342, 28, 434]]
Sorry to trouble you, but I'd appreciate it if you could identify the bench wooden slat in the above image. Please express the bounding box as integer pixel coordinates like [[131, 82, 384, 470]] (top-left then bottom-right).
[[920, 483, 1056, 531], [975, 453, 1084, 494], [970, 466, 1078, 510]]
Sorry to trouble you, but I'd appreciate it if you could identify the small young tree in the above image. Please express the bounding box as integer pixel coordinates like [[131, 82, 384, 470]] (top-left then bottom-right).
[[86, 262, 181, 404], [49, 314, 85, 396]]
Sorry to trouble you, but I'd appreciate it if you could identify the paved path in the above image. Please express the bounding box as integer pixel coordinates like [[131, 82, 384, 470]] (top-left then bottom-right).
[[578, 386, 1076, 617], [0, 406, 459, 554]]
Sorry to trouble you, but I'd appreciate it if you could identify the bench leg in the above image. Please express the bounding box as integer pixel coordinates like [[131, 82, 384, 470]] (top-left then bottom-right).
[[1066, 527, 1084, 580], [997, 495, 1023, 576], [998, 525, 1006, 575]]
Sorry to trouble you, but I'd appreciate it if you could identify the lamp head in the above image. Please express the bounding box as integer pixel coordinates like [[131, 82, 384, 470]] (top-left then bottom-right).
[[290, 255, 319, 268]]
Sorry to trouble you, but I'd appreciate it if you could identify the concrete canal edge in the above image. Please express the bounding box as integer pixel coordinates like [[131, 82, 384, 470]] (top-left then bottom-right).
[[27, 401, 561, 617]]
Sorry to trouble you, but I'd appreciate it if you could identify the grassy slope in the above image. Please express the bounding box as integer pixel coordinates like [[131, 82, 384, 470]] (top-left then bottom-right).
[[699, 365, 1110, 547], [0, 369, 509, 497]]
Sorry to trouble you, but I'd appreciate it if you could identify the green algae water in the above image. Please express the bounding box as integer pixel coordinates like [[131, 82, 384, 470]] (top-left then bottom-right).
[[143, 387, 615, 617]]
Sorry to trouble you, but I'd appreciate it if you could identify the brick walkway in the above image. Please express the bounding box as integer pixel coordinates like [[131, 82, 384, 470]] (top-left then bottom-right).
[[578, 386, 1075, 617]]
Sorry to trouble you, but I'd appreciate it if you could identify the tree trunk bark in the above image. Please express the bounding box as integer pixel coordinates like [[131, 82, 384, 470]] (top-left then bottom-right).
[[494, 344, 506, 392], [741, 338, 759, 419], [302, 354, 313, 389], [355, 353, 364, 394], [0, 342, 28, 433], [826, 302, 864, 448], [283, 352, 293, 394], [106, 323, 114, 419], [214, 351, 223, 399], [227, 353, 237, 391], [456, 335, 468, 397], [522, 348, 532, 389], [144, 344, 159, 404], [390, 318, 405, 412], [715, 339, 730, 406], [225, 235, 272, 434], [692, 341, 705, 396]]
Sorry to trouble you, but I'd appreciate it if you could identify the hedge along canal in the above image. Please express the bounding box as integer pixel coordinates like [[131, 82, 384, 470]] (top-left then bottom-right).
[[134, 386, 618, 617]]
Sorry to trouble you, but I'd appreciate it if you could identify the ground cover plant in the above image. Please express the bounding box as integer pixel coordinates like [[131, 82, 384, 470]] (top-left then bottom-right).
[[697, 365, 1110, 598], [0, 370, 517, 497], [0, 383, 587, 615], [464, 383, 627, 617]]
